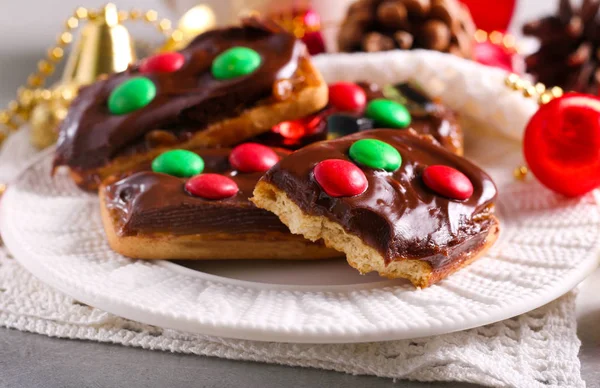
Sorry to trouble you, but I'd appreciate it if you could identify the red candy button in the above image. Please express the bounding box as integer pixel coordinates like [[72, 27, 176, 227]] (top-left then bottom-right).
[[422, 165, 473, 200], [139, 52, 185, 74], [185, 174, 238, 200], [229, 143, 280, 173], [524, 93, 600, 197], [313, 159, 368, 197], [328, 82, 367, 113]]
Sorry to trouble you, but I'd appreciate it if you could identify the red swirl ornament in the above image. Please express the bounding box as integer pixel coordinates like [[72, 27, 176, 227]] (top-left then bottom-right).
[[139, 52, 185, 74], [422, 165, 473, 200], [524, 93, 600, 197], [229, 143, 280, 173], [313, 159, 368, 197], [185, 174, 239, 200], [328, 82, 367, 113]]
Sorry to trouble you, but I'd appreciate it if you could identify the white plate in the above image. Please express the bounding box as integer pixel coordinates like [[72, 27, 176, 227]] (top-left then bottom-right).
[[1, 52, 600, 343]]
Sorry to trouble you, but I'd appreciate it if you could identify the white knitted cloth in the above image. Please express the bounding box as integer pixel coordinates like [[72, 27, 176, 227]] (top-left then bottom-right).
[[0, 126, 585, 388]]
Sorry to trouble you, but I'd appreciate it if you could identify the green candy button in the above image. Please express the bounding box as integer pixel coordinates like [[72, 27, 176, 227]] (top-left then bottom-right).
[[349, 139, 402, 172], [108, 76, 156, 115], [152, 149, 205, 177], [365, 99, 411, 129], [211, 47, 261, 80]]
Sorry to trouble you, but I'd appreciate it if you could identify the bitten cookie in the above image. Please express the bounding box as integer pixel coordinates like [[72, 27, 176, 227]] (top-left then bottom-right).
[[54, 17, 328, 190], [252, 129, 499, 287], [100, 145, 341, 260]]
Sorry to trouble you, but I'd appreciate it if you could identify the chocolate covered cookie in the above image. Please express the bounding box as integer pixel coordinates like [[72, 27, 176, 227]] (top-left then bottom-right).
[[100, 145, 340, 260], [55, 18, 328, 190], [252, 129, 499, 287]]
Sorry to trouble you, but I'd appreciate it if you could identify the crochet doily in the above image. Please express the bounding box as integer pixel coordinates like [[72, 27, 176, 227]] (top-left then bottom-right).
[[0, 51, 592, 386], [0, 245, 583, 387]]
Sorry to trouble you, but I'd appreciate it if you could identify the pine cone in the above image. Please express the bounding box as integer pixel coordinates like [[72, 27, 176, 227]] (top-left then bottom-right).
[[337, 0, 476, 58], [523, 0, 600, 94]]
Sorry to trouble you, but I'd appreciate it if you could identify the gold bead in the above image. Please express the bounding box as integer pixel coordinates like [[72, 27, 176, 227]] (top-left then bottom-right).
[[66, 17, 79, 29], [129, 9, 142, 20], [32, 89, 51, 101], [0, 132, 6, 146], [513, 165, 529, 181], [60, 88, 76, 102], [475, 30, 487, 43], [145, 10, 158, 22], [502, 34, 516, 49], [0, 111, 10, 124], [48, 47, 64, 61], [18, 88, 33, 106], [74, 7, 88, 19], [489, 31, 503, 45], [40, 89, 52, 101], [171, 29, 184, 42], [158, 19, 172, 32], [505, 73, 519, 88], [534, 83, 546, 94], [539, 92, 553, 105], [550, 86, 564, 98], [38, 60, 55, 75], [51, 89, 62, 100], [474, 29, 488, 43], [58, 32, 73, 45], [523, 85, 537, 98], [27, 75, 44, 87], [118, 10, 128, 22]]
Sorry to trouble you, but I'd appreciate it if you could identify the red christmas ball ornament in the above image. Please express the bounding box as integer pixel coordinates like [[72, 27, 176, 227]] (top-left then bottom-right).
[[524, 93, 600, 197], [313, 159, 368, 197], [139, 52, 185, 74], [229, 143, 280, 173], [422, 165, 473, 200], [328, 82, 367, 113], [185, 174, 239, 200], [459, 0, 516, 32]]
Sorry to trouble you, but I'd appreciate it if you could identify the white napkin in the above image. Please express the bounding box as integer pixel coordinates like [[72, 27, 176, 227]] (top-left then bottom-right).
[[0, 127, 585, 388]]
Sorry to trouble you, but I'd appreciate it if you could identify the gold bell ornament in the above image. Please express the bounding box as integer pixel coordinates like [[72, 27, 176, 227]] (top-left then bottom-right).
[[0, 3, 191, 149]]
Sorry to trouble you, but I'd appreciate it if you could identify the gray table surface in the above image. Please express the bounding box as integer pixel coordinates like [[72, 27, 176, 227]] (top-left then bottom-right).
[[1, 1, 599, 387]]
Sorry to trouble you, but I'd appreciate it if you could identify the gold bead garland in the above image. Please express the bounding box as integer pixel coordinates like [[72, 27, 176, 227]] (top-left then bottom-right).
[[0, 4, 181, 145], [474, 29, 518, 53], [504, 73, 565, 181], [504, 73, 563, 106]]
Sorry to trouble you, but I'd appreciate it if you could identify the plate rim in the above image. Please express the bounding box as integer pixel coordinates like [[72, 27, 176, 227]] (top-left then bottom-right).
[[1, 151, 599, 344]]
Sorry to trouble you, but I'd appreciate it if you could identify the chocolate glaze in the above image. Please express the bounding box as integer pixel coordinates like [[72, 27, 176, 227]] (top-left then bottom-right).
[[358, 82, 463, 154], [55, 18, 303, 171], [105, 148, 291, 236], [251, 83, 462, 153], [261, 129, 497, 269]]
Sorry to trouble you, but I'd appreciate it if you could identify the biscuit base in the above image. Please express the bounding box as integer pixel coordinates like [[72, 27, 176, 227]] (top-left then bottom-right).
[[99, 186, 342, 260], [66, 56, 329, 190], [252, 181, 500, 288]]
